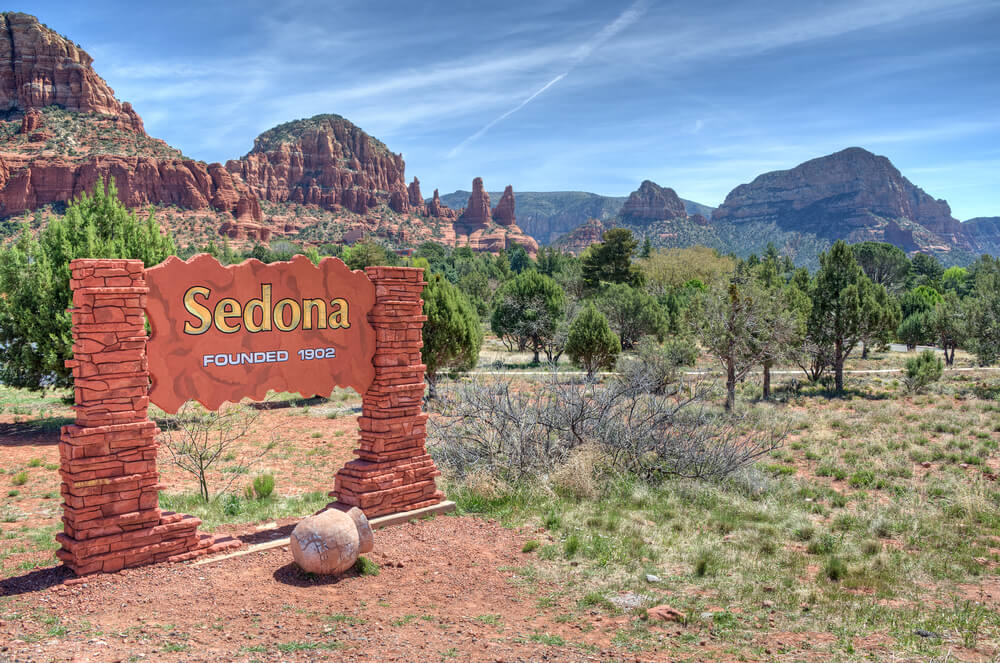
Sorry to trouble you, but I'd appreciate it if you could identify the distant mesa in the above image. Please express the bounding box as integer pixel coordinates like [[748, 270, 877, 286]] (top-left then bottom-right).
[[712, 147, 965, 249]]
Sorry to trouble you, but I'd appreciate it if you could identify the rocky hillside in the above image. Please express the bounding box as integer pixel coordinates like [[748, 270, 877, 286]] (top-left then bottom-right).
[[0, 12, 537, 255], [712, 147, 970, 254], [225, 114, 410, 216], [0, 12, 260, 224], [965, 217, 1000, 256], [554, 178, 832, 268]]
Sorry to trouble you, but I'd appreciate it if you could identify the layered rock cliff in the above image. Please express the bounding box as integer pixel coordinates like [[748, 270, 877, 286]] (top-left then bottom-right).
[[0, 12, 143, 131], [712, 147, 968, 249], [492, 185, 516, 226], [226, 114, 412, 216], [0, 13, 262, 220]]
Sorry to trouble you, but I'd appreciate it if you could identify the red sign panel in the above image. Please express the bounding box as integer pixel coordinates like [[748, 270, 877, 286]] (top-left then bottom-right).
[[145, 254, 376, 413]]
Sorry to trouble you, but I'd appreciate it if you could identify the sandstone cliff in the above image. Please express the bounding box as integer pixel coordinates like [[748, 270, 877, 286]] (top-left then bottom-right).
[[457, 177, 492, 230], [492, 185, 516, 226], [0, 13, 263, 221], [452, 178, 538, 253], [226, 114, 410, 216], [0, 12, 143, 132]]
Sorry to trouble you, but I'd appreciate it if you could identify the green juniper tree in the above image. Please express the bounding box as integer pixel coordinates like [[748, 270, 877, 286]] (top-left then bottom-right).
[[808, 241, 897, 393], [490, 270, 565, 363], [421, 273, 482, 398], [580, 228, 643, 292], [0, 178, 174, 389], [565, 303, 620, 378]]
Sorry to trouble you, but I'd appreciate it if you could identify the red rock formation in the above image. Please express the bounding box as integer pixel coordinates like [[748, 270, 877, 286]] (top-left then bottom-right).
[[407, 177, 424, 212], [553, 218, 607, 255], [0, 155, 261, 221], [492, 185, 516, 226], [426, 189, 458, 220], [219, 220, 272, 242], [457, 177, 491, 229], [621, 180, 686, 222], [19, 107, 42, 133], [227, 114, 409, 216], [712, 147, 966, 247], [0, 13, 143, 132], [388, 190, 408, 213]]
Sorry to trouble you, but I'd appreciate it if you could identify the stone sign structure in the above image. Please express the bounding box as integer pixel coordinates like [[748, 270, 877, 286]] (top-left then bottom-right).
[[56, 255, 443, 576]]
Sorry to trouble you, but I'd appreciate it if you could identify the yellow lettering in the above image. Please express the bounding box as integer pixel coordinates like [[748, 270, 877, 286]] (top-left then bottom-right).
[[274, 298, 301, 332], [243, 284, 272, 333], [183, 286, 212, 335], [302, 298, 327, 330], [328, 298, 350, 329], [214, 298, 242, 334]]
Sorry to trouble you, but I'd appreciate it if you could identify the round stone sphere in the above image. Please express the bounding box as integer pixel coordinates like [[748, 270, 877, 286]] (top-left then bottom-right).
[[290, 506, 375, 575]]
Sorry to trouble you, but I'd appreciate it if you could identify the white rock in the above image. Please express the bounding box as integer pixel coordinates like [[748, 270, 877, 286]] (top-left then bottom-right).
[[290, 507, 374, 575]]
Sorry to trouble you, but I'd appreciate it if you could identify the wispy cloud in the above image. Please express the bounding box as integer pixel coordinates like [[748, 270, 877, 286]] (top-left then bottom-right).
[[447, 0, 652, 157]]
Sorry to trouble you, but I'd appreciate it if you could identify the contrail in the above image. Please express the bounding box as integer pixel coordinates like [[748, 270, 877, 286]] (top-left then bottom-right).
[[448, 0, 651, 158]]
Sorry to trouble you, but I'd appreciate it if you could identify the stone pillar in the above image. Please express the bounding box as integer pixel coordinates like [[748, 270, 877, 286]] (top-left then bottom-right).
[[332, 266, 444, 517], [56, 258, 238, 575]]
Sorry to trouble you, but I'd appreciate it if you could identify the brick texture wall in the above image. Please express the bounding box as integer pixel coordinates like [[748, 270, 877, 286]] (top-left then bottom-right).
[[332, 266, 444, 517], [56, 259, 238, 575]]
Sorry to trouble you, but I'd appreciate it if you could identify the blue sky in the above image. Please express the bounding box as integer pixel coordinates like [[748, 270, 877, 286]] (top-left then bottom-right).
[[29, 0, 1000, 218]]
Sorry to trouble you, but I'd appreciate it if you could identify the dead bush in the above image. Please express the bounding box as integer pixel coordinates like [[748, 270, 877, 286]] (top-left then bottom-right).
[[430, 367, 784, 485]]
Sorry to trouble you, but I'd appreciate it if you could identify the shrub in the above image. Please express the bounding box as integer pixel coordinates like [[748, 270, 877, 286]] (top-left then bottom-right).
[[251, 473, 275, 500], [11, 471, 27, 486], [616, 336, 696, 395], [0, 179, 175, 389], [160, 402, 278, 501], [823, 555, 847, 581], [904, 349, 943, 393], [565, 303, 620, 378], [431, 373, 784, 485], [355, 555, 379, 576], [422, 273, 482, 398]]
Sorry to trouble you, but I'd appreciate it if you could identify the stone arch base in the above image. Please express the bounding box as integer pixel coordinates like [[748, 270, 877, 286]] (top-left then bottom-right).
[[331, 265, 444, 517], [55, 259, 239, 575]]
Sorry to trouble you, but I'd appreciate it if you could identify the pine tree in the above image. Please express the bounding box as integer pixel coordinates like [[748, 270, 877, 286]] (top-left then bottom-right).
[[565, 303, 620, 378], [0, 178, 175, 389], [808, 241, 897, 393], [421, 273, 482, 398]]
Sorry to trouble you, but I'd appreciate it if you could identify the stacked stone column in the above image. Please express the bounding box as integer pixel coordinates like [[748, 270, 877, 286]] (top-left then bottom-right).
[[56, 258, 238, 575], [332, 266, 445, 517]]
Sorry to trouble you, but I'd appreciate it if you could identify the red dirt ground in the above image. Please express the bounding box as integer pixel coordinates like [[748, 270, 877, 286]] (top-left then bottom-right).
[[1, 515, 691, 662]]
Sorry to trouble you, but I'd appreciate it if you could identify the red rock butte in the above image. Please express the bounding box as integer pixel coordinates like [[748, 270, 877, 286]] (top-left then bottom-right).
[[0, 12, 536, 256]]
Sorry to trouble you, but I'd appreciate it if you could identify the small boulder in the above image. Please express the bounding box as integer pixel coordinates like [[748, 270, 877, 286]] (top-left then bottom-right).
[[645, 605, 685, 623], [290, 507, 374, 575]]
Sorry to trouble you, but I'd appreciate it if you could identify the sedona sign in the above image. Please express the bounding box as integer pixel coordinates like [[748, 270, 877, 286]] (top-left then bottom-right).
[[144, 254, 376, 413], [58, 256, 442, 577]]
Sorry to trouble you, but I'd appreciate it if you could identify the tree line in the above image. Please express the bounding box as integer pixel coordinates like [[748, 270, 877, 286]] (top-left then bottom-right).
[[2, 181, 999, 412]]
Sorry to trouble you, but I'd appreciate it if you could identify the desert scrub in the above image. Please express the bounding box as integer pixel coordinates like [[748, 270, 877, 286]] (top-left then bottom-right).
[[430, 371, 784, 483]]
